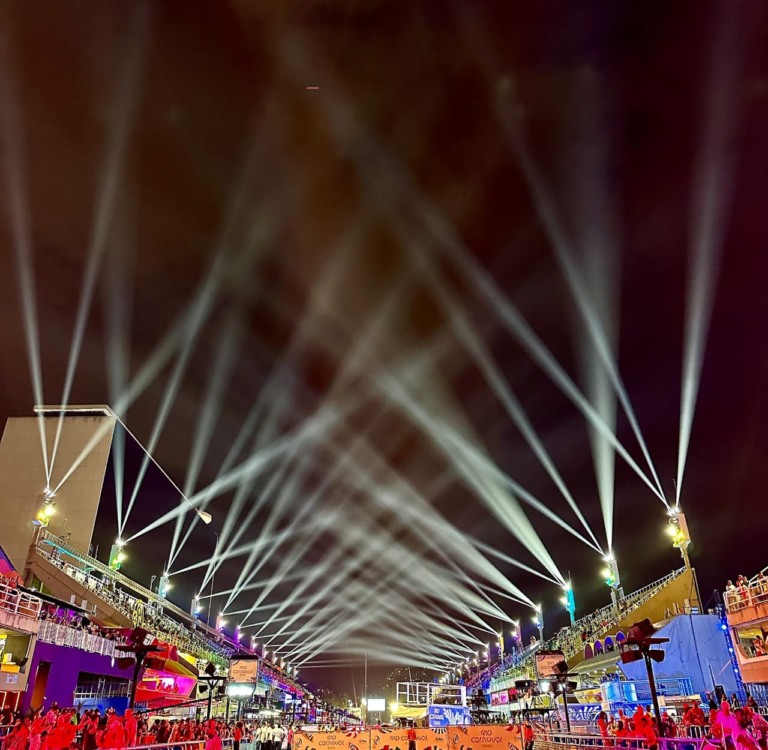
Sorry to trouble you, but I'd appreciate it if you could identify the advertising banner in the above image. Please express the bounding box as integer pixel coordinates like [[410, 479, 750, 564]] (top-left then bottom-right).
[[560, 702, 602, 726], [428, 705, 471, 727], [228, 659, 259, 683], [534, 650, 565, 679], [370, 728, 445, 750], [294, 730, 372, 750], [445, 724, 523, 750]]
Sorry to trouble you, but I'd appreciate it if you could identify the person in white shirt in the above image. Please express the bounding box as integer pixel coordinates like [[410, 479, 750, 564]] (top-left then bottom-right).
[[272, 724, 286, 750]]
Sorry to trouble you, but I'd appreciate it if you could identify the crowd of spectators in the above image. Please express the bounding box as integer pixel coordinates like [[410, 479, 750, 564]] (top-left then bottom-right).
[[595, 696, 766, 747], [0, 704, 300, 750], [726, 572, 768, 612], [465, 570, 685, 692], [40, 548, 235, 668]]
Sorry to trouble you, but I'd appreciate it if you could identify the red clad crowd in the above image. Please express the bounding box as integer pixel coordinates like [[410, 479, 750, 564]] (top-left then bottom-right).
[[595, 699, 767, 750], [1, 706, 233, 750]]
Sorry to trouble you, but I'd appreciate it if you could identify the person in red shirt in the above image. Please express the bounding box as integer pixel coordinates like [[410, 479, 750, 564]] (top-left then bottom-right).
[[615, 720, 629, 748], [407, 723, 417, 750], [598, 712, 613, 745], [523, 722, 534, 750], [123, 710, 137, 749], [233, 722, 243, 750], [100, 715, 127, 750], [205, 722, 222, 750]]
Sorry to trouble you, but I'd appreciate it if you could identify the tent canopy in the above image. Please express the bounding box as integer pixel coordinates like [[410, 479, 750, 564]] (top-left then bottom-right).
[[391, 705, 428, 720]]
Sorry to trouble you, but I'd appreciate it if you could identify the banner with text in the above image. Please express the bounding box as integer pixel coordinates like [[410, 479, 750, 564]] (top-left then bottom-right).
[[370, 728, 445, 750], [294, 730, 372, 750], [445, 724, 523, 750]]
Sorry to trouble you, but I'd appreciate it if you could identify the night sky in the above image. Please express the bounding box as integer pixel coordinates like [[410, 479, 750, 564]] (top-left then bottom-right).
[[1, 0, 768, 696]]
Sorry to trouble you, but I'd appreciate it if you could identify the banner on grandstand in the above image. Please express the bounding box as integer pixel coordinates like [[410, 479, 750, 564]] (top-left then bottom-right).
[[446, 724, 523, 750], [228, 658, 259, 683], [534, 649, 565, 678], [428, 705, 471, 727]]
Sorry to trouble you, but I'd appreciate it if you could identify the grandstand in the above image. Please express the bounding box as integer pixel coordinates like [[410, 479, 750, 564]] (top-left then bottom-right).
[[474, 566, 700, 695], [24, 529, 305, 699]]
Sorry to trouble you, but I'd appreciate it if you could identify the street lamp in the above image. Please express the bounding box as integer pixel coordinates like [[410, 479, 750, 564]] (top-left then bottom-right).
[[602, 553, 624, 608], [562, 580, 576, 625], [533, 605, 544, 642]]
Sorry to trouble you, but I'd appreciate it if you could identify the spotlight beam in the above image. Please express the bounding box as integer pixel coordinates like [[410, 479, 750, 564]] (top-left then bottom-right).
[[0, 27, 50, 484], [496, 83, 667, 507], [289, 44, 667, 504], [676, 2, 744, 506], [49, 6, 149, 483]]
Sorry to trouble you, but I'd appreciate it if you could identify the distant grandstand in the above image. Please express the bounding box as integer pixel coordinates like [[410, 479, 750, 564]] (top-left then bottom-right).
[[466, 566, 700, 695]]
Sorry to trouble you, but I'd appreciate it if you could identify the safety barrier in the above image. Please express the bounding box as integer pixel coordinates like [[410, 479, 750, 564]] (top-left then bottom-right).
[[0, 580, 42, 620], [534, 730, 716, 750], [124, 741, 234, 750], [37, 619, 118, 656], [724, 581, 768, 613], [292, 725, 524, 750]]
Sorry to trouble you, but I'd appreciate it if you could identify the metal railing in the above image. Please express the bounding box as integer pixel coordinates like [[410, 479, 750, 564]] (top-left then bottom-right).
[[489, 569, 686, 690], [0, 580, 42, 620], [36, 542, 230, 668], [724, 579, 768, 614], [550, 568, 687, 659], [37, 619, 118, 656], [125, 741, 234, 750]]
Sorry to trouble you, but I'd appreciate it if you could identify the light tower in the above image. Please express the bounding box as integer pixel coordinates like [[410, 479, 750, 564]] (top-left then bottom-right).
[[601, 552, 624, 609], [109, 540, 126, 571], [532, 604, 544, 643], [561, 580, 576, 625], [667, 506, 701, 605], [667, 509, 692, 571]]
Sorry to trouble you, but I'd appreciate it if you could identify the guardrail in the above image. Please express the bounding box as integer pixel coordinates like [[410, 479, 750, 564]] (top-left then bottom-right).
[[0, 580, 42, 620], [37, 619, 118, 656], [125, 741, 234, 750], [551, 568, 686, 659], [724, 580, 768, 614], [35, 543, 230, 668], [535, 730, 712, 750]]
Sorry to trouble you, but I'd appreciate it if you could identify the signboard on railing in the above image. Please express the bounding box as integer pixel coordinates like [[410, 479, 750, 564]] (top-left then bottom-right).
[[535, 650, 565, 678], [229, 659, 259, 683], [428, 705, 471, 727]]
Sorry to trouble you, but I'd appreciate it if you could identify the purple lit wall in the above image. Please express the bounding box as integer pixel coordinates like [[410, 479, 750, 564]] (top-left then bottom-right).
[[21, 641, 134, 713]]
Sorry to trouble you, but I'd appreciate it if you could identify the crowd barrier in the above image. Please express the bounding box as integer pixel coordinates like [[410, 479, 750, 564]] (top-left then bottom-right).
[[125, 741, 234, 750], [533, 731, 715, 750], [292, 726, 524, 750]]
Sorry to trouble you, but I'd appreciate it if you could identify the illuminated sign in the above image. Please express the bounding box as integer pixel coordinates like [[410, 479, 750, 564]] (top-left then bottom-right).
[[229, 659, 259, 683], [535, 649, 565, 678], [490, 691, 509, 706], [428, 705, 471, 727], [367, 698, 386, 712]]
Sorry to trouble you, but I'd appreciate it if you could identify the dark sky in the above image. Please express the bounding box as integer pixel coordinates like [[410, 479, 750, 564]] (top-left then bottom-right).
[[2, 0, 768, 696]]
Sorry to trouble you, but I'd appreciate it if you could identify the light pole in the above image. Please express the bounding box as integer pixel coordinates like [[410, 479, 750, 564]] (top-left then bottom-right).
[[206, 531, 219, 627], [602, 553, 624, 608], [667, 508, 701, 604], [561, 581, 576, 625], [533, 605, 543, 643]]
